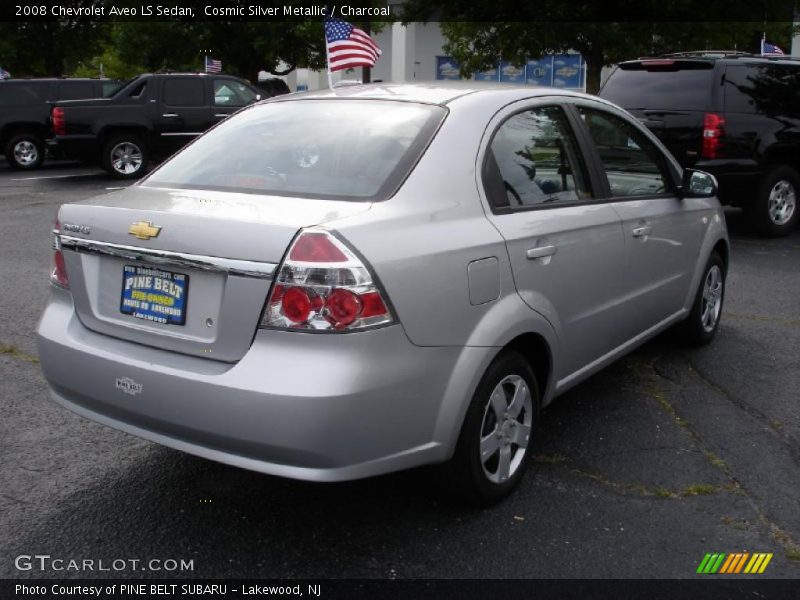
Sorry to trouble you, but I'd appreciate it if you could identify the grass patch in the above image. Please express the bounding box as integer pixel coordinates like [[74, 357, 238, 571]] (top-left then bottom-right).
[[681, 483, 717, 496], [0, 344, 39, 364]]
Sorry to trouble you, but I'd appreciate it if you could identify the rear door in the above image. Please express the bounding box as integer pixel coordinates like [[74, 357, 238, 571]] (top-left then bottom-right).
[[599, 61, 717, 167], [478, 100, 629, 381], [574, 101, 705, 339], [156, 77, 211, 155]]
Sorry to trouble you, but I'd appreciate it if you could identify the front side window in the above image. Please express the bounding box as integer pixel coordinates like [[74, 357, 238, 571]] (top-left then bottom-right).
[[144, 100, 446, 201], [485, 105, 591, 209], [214, 80, 257, 106], [163, 78, 204, 107], [578, 107, 671, 197]]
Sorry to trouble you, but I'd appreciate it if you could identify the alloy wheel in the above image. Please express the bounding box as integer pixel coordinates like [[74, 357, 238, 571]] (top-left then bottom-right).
[[13, 140, 39, 166], [479, 374, 533, 484], [767, 179, 796, 226], [110, 142, 143, 176], [700, 265, 723, 333]]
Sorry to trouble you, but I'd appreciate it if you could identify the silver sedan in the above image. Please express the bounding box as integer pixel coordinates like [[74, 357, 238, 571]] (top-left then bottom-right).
[[37, 84, 728, 504]]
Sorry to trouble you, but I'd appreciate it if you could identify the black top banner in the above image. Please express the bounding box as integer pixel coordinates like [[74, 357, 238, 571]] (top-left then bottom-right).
[[2, 0, 798, 22]]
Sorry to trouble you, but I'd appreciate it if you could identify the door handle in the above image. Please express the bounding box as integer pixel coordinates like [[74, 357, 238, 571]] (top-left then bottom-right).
[[214, 113, 230, 118], [526, 245, 557, 259], [632, 225, 652, 238], [162, 113, 179, 117]]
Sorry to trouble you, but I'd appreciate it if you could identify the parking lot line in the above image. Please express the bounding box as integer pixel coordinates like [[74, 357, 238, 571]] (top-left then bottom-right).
[[10, 173, 98, 181]]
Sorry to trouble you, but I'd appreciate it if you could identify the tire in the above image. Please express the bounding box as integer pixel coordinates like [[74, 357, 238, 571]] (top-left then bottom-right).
[[747, 165, 799, 237], [4, 133, 45, 170], [442, 350, 540, 505], [101, 134, 148, 179], [676, 252, 725, 346]]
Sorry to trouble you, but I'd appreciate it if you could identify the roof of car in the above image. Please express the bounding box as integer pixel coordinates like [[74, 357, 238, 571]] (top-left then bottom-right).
[[622, 53, 800, 67], [279, 82, 593, 106]]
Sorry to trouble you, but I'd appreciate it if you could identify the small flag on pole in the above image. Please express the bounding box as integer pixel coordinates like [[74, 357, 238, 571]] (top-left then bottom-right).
[[760, 38, 785, 56], [204, 56, 222, 73], [324, 17, 382, 73], [0, 66, 10, 80]]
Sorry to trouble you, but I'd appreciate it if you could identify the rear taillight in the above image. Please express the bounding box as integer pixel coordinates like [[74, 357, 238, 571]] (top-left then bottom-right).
[[51, 218, 69, 288], [52, 107, 66, 135], [260, 228, 393, 332], [701, 112, 725, 159]]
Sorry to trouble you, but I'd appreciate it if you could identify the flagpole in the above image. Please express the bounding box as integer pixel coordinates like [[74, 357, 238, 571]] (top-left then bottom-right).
[[324, 24, 334, 91]]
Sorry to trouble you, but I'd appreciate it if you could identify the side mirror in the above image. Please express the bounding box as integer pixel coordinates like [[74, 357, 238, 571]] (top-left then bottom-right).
[[681, 169, 718, 198]]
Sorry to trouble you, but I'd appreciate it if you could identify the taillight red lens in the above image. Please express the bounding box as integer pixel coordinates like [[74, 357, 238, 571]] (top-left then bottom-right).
[[325, 288, 361, 328], [52, 107, 66, 136], [261, 228, 393, 331], [51, 218, 69, 288], [289, 232, 348, 262], [701, 112, 725, 159], [281, 286, 312, 323]]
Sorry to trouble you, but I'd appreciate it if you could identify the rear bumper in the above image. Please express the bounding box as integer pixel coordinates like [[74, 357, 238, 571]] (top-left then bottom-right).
[[36, 288, 493, 481]]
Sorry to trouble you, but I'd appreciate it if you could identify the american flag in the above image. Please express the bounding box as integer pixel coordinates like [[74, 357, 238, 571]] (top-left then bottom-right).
[[761, 39, 785, 56], [324, 17, 382, 72], [205, 56, 222, 73]]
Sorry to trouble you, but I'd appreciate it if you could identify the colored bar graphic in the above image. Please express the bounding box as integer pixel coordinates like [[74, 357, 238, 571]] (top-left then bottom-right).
[[700, 552, 773, 574]]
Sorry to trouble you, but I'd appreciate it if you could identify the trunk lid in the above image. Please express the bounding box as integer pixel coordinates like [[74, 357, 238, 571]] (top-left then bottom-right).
[[58, 185, 370, 361]]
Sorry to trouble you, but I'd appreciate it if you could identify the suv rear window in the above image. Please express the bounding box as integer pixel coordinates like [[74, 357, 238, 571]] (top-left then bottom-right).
[[724, 64, 800, 116], [144, 100, 446, 201], [600, 63, 715, 111]]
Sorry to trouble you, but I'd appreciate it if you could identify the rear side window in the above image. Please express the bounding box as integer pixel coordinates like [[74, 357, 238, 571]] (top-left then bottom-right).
[[600, 64, 715, 111], [213, 79, 256, 106], [144, 100, 446, 201], [0, 84, 43, 106], [724, 65, 800, 116], [163, 79, 205, 106], [57, 81, 94, 100], [485, 105, 591, 209]]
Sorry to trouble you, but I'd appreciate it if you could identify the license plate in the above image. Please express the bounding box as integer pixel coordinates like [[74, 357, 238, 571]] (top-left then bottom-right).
[[120, 265, 189, 326]]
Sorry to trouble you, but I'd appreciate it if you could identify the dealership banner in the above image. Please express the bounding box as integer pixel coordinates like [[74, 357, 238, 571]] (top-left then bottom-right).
[[436, 54, 585, 90], [3, 0, 798, 22], [4, 579, 800, 600]]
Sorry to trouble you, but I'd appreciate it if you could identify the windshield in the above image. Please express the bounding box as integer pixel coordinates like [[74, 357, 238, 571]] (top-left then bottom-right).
[[143, 99, 446, 201]]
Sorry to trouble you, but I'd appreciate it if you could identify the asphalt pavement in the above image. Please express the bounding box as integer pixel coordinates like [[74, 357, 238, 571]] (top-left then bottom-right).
[[1, 160, 798, 580]]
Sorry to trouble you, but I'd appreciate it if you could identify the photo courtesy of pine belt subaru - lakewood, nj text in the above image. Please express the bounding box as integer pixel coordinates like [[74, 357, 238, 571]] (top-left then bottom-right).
[[36, 84, 729, 504]]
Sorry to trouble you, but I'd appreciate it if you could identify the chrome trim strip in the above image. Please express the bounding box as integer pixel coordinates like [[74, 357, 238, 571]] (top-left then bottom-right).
[[58, 234, 276, 279], [159, 132, 203, 136]]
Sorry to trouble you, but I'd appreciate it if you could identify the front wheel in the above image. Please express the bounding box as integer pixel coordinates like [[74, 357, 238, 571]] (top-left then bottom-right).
[[676, 252, 725, 346], [442, 350, 540, 505], [5, 133, 45, 170], [747, 165, 798, 237], [101, 134, 148, 179]]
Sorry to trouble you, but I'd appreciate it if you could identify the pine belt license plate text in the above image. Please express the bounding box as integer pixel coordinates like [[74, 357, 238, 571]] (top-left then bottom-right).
[[120, 265, 189, 326]]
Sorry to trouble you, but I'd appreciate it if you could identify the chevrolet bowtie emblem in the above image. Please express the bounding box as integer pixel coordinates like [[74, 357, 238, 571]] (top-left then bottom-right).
[[128, 221, 161, 240]]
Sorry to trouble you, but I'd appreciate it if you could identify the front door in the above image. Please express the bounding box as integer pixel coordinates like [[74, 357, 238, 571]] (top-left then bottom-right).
[[574, 103, 705, 339]]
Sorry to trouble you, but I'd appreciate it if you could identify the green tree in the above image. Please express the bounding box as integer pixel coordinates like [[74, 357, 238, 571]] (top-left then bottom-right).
[[402, 1, 797, 92]]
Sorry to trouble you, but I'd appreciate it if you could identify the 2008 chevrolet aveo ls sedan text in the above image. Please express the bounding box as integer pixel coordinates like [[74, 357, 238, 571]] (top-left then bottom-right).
[[37, 84, 729, 504]]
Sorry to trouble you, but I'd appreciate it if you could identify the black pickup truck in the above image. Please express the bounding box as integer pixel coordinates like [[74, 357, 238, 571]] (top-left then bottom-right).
[[51, 73, 262, 178], [0, 78, 120, 170]]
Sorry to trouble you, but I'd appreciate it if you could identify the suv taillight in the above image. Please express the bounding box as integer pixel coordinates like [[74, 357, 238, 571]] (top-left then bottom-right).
[[701, 112, 725, 159], [51, 218, 69, 288], [260, 228, 393, 332], [52, 107, 66, 136]]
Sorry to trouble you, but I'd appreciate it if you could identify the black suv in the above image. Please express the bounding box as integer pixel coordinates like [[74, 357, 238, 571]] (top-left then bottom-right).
[[0, 78, 120, 170], [600, 53, 800, 236]]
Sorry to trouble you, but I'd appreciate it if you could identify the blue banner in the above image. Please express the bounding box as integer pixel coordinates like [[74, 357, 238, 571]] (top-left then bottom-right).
[[435, 56, 462, 80], [525, 57, 553, 86], [552, 54, 583, 89], [499, 61, 526, 84]]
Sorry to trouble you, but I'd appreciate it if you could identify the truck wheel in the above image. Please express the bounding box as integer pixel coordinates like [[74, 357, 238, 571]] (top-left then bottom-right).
[[102, 134, 148, 179], [5, 133, 45, 170], [747, 165, 799, 237], [442, 350, 540, 505]]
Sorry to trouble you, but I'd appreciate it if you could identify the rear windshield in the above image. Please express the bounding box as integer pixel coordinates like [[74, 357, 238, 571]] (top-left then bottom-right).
[[143, 99, 446, 201], [600, 64, 715, 111]]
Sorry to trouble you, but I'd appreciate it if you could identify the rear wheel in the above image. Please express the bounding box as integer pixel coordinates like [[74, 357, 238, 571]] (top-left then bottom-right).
[[443, 350, 540, 505], [747, 165, 798, 237], [5, 133, 45, 170], [102, 134, 148, 179]]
